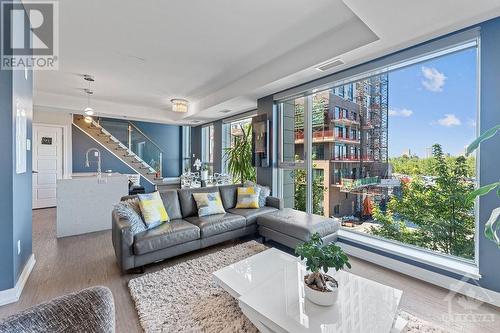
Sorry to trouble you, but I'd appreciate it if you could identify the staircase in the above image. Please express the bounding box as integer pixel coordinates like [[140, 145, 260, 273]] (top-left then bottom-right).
[[73, 115, 159, 184]]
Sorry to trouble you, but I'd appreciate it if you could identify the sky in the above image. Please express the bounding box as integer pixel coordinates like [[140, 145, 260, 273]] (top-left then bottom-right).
[[387, 47, 478, 157]]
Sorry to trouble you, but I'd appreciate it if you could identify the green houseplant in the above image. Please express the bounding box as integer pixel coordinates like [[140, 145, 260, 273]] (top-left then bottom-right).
[[466, 124, 500, 247], [223, 124, 256, 183], [295, 233, 351, 306]]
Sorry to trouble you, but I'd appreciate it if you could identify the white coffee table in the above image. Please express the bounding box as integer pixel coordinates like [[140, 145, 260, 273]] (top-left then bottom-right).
[[213, 248, 406, 333]]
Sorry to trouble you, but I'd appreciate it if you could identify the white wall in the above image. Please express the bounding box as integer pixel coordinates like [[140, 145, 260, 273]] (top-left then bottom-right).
[[33, 107, 73, 178]]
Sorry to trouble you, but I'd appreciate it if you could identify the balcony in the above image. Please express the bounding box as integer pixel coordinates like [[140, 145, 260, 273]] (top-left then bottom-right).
[[294, 130, 360, 144], [340, 176, 380, 191], [335, 135, 360, 144], [331, 156, 374, 163], [331, 117, 359, 126]]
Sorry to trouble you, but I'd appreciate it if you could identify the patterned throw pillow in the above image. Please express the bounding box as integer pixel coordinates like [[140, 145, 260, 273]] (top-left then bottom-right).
[[235, 186, 261, 209], [192, 192, 226, 217], [137, 192, 170, 229], [244, 181, 271, 208], [113, 201, 146, 235]]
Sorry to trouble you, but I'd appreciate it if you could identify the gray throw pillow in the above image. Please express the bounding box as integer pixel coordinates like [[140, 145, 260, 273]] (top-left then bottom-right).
[[244, 181, 271, 208], [113, 200, 146, 235]]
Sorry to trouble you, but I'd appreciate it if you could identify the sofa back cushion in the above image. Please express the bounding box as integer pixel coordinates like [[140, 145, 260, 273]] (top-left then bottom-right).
[[218, 184, 241, 210], [121, 192, 183, 221], [159, 190, 183, 220], [137, 192, 170, 229], [178, 187, 218, 218]]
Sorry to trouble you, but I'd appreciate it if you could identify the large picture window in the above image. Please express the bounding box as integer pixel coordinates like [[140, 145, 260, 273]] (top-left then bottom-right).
[[278, 39, 478, 261]]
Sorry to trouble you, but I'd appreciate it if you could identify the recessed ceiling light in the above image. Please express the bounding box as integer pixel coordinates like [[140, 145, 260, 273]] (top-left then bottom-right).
[[220, 109, 232, 114], [316, 58, 345, 71], [191, 120, 202, 124]]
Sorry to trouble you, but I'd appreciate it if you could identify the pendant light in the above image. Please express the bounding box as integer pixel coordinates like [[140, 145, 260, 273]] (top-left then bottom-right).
[[83, 74, 95, 116]]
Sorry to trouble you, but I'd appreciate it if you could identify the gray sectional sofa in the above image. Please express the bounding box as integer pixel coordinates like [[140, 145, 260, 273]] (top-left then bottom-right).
[[112, 184, 282, 272]]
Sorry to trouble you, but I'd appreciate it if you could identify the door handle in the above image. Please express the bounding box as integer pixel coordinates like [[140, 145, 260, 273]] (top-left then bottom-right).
[[32, 170, 39, 174]]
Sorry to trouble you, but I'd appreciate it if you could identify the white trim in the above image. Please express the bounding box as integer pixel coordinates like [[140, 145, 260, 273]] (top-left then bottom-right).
[[339, 241, 500, 308], [0, 254, 36, 306], [339, 229, 480, 279], [72, 122, 155, 185]]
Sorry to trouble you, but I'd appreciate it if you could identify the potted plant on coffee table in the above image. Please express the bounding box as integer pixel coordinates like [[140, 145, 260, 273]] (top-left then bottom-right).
[[295, 233, 351, 306]]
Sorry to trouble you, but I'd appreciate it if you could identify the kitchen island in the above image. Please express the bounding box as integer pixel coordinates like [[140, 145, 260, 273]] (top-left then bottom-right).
[[56, 173, 128, 238]]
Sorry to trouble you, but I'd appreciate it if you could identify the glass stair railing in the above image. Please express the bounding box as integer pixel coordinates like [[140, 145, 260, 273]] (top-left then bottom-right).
[[98, 118, 163, 177]]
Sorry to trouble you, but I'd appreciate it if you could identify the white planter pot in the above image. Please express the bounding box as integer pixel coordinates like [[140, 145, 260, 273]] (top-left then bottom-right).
[[303, 275, 339, 306], [201, 170, 208, 180]]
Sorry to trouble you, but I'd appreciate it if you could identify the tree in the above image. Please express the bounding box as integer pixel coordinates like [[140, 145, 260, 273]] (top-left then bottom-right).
[[294, 166, 326, 216], [370, 144, 475, 259], [390, 154, 475, 178], [223, 124, 256, 183]]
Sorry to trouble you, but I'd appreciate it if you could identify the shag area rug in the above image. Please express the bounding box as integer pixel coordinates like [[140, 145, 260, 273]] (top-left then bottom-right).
[[128, 241, 450, 333]]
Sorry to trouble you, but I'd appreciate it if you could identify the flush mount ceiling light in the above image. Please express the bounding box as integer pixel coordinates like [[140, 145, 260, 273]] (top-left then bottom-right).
[[171, 99, 189, 113]]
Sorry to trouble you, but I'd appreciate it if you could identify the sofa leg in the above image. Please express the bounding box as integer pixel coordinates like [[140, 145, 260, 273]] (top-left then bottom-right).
[[127, 266, 145, 274], [262, 236, 267, 243]]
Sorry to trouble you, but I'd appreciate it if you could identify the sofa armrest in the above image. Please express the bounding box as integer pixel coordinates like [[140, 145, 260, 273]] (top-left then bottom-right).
[[266, 196, 283, 210], [111, 211, 135, 272], [0, 286, 115, 333]]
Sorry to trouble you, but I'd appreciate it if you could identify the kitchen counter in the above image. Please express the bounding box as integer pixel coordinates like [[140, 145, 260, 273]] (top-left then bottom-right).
[[56, 173, 128, 238]]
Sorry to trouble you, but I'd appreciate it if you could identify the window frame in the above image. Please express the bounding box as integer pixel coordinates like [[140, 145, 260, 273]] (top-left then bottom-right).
[[275, 28, 481, 276]]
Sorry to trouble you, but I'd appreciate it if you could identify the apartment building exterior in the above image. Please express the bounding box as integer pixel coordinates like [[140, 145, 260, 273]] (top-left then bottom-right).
[[292, 74, 389, 218]]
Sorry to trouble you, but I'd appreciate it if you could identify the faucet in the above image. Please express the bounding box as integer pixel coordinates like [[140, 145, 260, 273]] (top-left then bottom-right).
[[85, 148, 102, 176]]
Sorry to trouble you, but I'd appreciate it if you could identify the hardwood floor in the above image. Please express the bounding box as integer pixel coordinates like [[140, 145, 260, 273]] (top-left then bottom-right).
[[0, 208, 499, 332]]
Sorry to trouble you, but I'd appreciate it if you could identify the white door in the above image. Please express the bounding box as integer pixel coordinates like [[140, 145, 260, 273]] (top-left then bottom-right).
[[32, 125, 63, 209]]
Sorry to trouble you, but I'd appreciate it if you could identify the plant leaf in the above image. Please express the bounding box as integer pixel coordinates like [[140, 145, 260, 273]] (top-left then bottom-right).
[[466, 124, 500, 156], [484, 207, 500, 247], [467, 183, 500, 202]]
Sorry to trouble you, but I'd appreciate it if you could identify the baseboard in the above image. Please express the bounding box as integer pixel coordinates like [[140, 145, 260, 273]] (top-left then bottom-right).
[[339, 243, 500, 308], [0, 254, 36, 306]]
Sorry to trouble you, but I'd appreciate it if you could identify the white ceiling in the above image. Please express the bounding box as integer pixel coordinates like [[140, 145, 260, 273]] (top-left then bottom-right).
[[34, 0, 500, 125]]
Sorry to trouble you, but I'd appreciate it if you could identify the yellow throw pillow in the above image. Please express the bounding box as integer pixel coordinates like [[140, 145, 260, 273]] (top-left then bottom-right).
[[137, 192, 169, 229], [192, 192, 226, 217], [235, 186, 261, 209]]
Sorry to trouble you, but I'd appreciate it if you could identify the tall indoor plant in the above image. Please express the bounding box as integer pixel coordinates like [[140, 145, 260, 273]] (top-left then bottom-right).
[[295, 233, 351, 306], [223, 124, 256, 183], [466, 124, 500, 247]]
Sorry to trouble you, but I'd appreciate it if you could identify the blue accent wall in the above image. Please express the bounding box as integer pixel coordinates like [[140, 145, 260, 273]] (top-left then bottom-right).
[[132, 121, 182, 177], [0, 0, 34, 292], [72, 125, 155, 192], [0, 38, 15, 291], [476, 17, 500, 293]]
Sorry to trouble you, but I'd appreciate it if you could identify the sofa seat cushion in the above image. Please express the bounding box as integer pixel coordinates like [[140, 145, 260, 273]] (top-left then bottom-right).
[[133, 219, 200, 255], [256, 208, 340, 242], [227, 207, 278, 226], [184, 213, 246, 238]]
